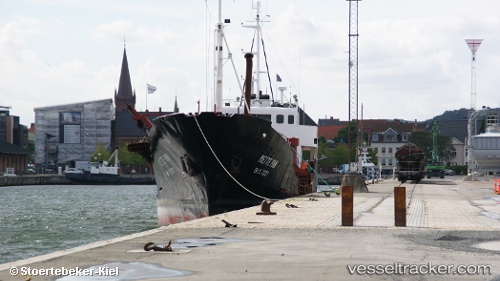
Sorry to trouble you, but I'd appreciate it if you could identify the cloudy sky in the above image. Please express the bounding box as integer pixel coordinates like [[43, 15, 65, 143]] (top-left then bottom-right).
[[1, 0, 499, 125]]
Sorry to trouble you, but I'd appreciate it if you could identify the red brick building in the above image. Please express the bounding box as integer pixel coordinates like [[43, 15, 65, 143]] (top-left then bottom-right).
[[0, 141, 29, 174]]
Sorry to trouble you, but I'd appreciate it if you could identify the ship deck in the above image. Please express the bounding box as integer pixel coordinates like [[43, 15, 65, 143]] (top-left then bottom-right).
[[2, 176, 500, 280]]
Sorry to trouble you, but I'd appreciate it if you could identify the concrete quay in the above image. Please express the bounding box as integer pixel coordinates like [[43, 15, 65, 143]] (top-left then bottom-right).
[[1, 177, 500, 280], [0, 175, 72, 187]]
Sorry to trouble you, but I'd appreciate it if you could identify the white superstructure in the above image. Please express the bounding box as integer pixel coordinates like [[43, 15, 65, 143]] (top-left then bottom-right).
[[215, 0, 318, 167]]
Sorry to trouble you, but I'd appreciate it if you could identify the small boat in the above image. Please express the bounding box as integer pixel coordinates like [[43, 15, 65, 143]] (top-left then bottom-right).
[[65, 149, 155, 185], [129, 0, 318, 225], [357, 145, 380, 181]]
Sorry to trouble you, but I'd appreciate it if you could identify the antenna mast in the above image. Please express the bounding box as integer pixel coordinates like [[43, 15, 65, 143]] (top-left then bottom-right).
[[347, 0, 360, 167], [465, 39, 483, 177], [465, 39, 483, 111]]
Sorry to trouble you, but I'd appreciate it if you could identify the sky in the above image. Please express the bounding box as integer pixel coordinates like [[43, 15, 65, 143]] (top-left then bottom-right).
[[1, 0, 500, 126]]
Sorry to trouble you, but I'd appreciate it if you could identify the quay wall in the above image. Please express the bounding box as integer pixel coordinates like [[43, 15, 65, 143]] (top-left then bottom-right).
[[0, 175, 72, 187], [317, 173, 343, 185]]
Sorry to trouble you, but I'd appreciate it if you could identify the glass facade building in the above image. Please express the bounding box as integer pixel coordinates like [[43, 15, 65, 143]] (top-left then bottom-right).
[[34, 99, 113, 165]]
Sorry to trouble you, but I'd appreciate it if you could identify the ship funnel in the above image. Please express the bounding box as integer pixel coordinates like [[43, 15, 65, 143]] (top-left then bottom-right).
[[244, 53, 253, 115]]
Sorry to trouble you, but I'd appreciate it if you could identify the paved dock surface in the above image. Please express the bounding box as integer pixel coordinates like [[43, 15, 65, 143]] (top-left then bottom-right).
[[1, 177, 500, 280]]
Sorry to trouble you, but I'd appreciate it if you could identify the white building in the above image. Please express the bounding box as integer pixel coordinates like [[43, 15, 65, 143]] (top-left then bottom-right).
[[370, 121, 421, 175]]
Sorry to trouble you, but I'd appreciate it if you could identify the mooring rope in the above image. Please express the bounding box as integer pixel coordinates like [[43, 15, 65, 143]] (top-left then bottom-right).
[[193, 114, 277, 201]]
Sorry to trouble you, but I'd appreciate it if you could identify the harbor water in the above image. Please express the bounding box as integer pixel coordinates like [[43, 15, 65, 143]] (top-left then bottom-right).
[[0, 184, 158, 265]]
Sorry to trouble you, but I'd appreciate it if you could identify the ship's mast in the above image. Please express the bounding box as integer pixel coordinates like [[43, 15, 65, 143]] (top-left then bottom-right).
[[214, 0, 244, 112], [214, 0, 224, 112], [254, 1, 261, 100], [242, 1, 267, 102]]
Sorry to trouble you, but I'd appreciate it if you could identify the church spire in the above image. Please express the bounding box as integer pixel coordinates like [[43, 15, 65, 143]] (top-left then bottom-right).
[[116, 47, 134, 99], [114, 46, 136, 111], [173, 95, 179, 113]]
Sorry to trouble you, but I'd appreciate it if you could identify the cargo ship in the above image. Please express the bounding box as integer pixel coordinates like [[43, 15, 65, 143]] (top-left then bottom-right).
[[129, 1, 318, 225]]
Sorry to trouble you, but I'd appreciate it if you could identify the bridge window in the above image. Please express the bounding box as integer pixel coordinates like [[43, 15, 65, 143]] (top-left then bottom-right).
[[288, 115, 294, 124], [276, 114, 284, 124], [253, 114, 271, 122]]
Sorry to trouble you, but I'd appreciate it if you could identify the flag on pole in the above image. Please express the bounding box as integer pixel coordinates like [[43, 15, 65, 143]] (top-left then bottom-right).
[[147, 83, 157, 94], [276, 74, 282, 82]]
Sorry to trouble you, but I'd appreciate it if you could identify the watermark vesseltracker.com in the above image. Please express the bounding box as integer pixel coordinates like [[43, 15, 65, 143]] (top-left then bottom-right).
[[347, 262, 491, 276], [10, 266, 119, 277]]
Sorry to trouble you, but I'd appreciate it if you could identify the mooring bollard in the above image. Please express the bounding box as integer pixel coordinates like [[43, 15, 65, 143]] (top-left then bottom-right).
[[394, 186, 406, 227], [256, 199, 277, 215], [342, 185, 353, 226]]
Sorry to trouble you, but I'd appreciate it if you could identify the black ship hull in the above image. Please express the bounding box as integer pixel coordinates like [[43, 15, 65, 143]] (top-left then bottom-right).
[[66, 173, 156, 185], [149, 112, 305, 225]]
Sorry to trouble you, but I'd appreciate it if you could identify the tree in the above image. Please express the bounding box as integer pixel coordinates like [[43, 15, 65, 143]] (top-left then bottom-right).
[[318, 122, 376, 172], [90, 142, 147, 166], [90, 143, 111, 163], [331, 144, 349, 165], [317, 136, 336, 168], [334, 122, 361, 162], [436, 135, 455, 164], [117, 142, 147, 166], [409, 131, 454, 164], [334, 121, 357, 144], [317, 137, 350, 170], [317, 143, 352, 171]]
